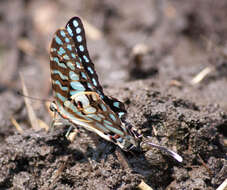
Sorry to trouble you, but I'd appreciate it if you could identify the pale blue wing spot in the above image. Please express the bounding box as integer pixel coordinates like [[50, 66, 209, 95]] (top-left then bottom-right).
[[57, 62, 67, 69], [52, 70, 68, 80], [83, 55, 89, 63], [104, 119, 113, 126], [55, 35, 63, 45], [70, 81, 85, 91], [75, 48, 78, 53], [67, 25, 73, 36], [117, 137, 123, 143], [76, 35, 82, 42], [64, 101, 78, 114], [87, 114, 101, 121], [56, 92, 66, 102], [53, 57, 59, 62], [64, 100, 73, 109], [98, 113, 105, 119], [60, 30, 66, 37], [63, 55, 70, 60], [97, 90, 104, 99], [66, 61, 75, 70], [87, 82, 93, 89], [100, 104, 107, 111], [65, 37, 70, 43], [103, 123, 124, 136], [56, 99, 64, 112], [73, 20, 79, 27], [84, 107, 96, 114], [50, 48, 57, 52], [92, 78, 97, 86], [118, 112, 125, 118], [76, 27, 81, 34], [87, 66, 94, 74], [79, 45, 84, 52], [69, 71, 79, 80], [71, 113, 92, 121], [58, 47, 66, 55], [67, 44, 72, 51], [71, 53, 76, 58], [109, 113, 116, 121], [113, 102, 120, 108], [55, 80, 68, 91], [70, 90, 79, 96], [76, 62, 82, 69], [53, 57, 67, 69], [81, 72, 87, 79], [79, 57, 82, 62], [96, 123, 110, 133]]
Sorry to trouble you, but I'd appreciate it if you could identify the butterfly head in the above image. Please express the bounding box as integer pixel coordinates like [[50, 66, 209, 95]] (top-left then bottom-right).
[[110, 121, 141, 151]]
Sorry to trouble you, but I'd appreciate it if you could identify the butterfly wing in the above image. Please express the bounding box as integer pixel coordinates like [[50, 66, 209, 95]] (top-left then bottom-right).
[[66, 17, 127, 119], [50, 28, 93, 115], [49, 28, 137, 149]]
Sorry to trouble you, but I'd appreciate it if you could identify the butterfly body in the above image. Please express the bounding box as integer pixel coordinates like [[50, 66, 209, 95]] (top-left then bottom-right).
[[49, 17, 139, 151]]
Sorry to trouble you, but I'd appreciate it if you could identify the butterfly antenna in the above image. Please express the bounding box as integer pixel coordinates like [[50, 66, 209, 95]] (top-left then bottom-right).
[[16, 91, 53, 103], [141, 140, 183, 162]]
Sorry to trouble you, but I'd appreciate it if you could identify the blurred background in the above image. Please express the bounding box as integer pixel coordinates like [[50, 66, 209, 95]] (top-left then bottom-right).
[[0, 1, 227, 189], [0, 0, 227, 131]]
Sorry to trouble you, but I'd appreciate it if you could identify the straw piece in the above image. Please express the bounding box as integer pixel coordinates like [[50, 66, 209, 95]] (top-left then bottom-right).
[[138, 180, 154, 190], [216, 179, 227, 190], [11, 117, 23, 134], [191, 67, 213, 84], [20, 73, 40, 131]]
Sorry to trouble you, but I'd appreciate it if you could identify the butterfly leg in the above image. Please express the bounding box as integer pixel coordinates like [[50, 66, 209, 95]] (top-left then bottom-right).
[[115, 147, 131, 169], [65, 126, 80, 142], [50, 110, 58, 132], [49, 101, 64, 132], [65, 125, 73, 138]]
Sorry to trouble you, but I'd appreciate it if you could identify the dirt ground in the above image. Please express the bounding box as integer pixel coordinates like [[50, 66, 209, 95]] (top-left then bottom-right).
[[0, 0, 227, 189]]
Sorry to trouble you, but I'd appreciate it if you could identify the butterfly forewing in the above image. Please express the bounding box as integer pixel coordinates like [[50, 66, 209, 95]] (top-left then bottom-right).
[[50, 30, 88, 118], [66, 17, 127, 119], [50, 28, 94, 121]]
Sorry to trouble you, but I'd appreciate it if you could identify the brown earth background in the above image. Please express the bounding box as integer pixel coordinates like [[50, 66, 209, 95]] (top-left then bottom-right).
[[0, 0, 227, 189]]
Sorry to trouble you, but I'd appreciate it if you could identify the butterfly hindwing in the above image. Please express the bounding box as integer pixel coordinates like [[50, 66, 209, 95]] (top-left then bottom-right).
[[68, 92, 128, 138]]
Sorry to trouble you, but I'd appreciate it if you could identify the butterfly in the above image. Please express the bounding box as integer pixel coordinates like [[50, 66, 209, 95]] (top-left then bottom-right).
[[49, 16, 182, 162]]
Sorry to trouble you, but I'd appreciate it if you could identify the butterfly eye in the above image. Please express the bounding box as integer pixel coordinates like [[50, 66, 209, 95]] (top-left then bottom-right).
[[49, 101, 57, 112]]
